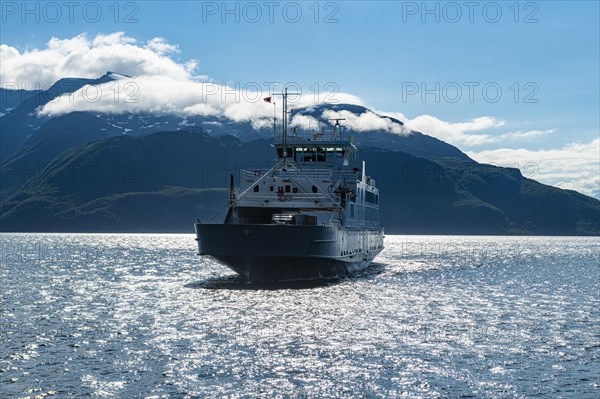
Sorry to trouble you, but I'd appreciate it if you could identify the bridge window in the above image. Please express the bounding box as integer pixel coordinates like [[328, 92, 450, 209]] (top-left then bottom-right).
[[366, 191, 378, 204], [301, 147, 316, 162], [324, 147, 345, 159], [285, 185, 291, 193], [254, 185, 259, 192], [294, 146, 348, 162], [317, 147, 326, 162], [312, 185, 318, 193]]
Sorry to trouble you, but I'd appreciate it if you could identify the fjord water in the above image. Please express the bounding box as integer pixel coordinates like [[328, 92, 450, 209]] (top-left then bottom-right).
[[1, 234, 598, 398]]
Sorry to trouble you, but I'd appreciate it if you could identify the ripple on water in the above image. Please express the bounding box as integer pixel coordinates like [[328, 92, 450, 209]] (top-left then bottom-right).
[[0, 234, 598, 398]]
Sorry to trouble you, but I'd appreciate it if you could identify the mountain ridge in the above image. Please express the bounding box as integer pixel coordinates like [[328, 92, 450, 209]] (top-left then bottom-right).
[[1, 74, 598, 235], [1, 129, 597, 235]]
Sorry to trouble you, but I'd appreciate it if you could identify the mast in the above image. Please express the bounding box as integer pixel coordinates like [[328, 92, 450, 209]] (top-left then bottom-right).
[[229, 174, 236, 204], [282, 87, 287, 156], [272, 99, 277, 140], [273, 87, 299, 158]]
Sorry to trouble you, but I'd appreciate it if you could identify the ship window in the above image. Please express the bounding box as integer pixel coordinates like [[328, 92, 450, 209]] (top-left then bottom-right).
[[303, 147, 316, 162], [270, 186, 274, 192], [366, 191, 377, 204], [317, 147, 326, 162], [254, 185, 259, 192], [312, 185, 318, 193], [292, 187, 298, 193], [351, 204, 355, 217], [285, 185, 291, 193]]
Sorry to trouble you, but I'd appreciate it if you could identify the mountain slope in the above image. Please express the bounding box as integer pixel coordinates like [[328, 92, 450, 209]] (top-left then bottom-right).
[[1, 130, 597, 234], [0, 88, 42, 116], [294, 103, 473, 162], [0, 74, 116, 161], [1, 96, 475, 202], [0, 112, 125, 199], [1, 72, 474, 166]]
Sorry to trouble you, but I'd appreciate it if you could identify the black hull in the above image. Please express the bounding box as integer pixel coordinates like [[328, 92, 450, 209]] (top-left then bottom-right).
[[194, 223, 384, 281]]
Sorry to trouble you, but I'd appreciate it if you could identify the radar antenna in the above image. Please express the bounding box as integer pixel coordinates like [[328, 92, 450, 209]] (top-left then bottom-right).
[[328, 117, 346, 140]]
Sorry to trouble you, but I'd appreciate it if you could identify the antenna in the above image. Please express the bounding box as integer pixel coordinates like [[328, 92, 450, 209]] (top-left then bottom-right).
[[328, 117, 346, 140], [272, 99, 277, 140], [272, 87, 300, 157]]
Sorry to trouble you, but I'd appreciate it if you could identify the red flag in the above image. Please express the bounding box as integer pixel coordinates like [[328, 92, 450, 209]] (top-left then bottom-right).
[[264, 96, 272, 103]]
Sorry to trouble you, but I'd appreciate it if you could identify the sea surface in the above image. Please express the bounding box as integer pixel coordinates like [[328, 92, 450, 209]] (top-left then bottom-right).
[[0, 234, 598, 398]]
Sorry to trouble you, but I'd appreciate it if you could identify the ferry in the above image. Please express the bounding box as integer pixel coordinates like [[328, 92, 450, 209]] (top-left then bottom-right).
[[194, 89, 384, 281]]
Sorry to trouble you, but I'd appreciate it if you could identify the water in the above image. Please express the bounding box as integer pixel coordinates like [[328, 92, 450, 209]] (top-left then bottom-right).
[[1, 234, 598, 398]]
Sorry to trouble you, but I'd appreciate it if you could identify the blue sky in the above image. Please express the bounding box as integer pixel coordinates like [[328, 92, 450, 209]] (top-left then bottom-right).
[[1, 1, 599, 196]]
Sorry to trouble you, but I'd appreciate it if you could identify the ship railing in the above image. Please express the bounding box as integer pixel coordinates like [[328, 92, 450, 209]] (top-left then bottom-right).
[[240, 168, 333, 181], [237, 192, 335, 202], [240, 170, 263, 181], [336, 171, 361, 185], [276, 131, 355, 144], [236, 157, 343, 206], [276, 169, 332, 182], [239, 169, 361, 195]]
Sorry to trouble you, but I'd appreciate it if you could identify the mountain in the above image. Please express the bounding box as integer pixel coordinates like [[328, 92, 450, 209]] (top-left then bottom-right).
[[0, 73, 474, 203], [0, 74, 116, 161], [294, 104, 473, 162], [1, 130, 598, 234], [1, 74, 597, 234], [0, 112, 124, 199], [0, 88, 42, 116], [0, 71, 472, 165]]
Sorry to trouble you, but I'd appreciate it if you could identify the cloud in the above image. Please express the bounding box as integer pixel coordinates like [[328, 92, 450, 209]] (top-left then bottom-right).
[[182, 103, 219, 116], [467, 138, 600, 198], [4, 32, 597, 198], [290, 114, 320, 131], [145, 37, 180, 54], [376, 111, 557, 147], [2, 32, 361, 128], [386, 112, 506, 146], [38, 76, 365, 131], [0, 32, 198, 86], [501, 129, 556, 139], [321, 109, 408, 135]]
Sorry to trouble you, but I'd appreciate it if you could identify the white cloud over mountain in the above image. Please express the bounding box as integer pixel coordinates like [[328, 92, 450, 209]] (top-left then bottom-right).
[[0, 32, 198, 86], [0, 32, 543, 146], [377, 111, 508, 147], [321, 109, 407, 135], [1, 32, 598, 198], [467, 139, 600, 198], [37, 74, 365, 130], [3, 32, 362, 129]]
